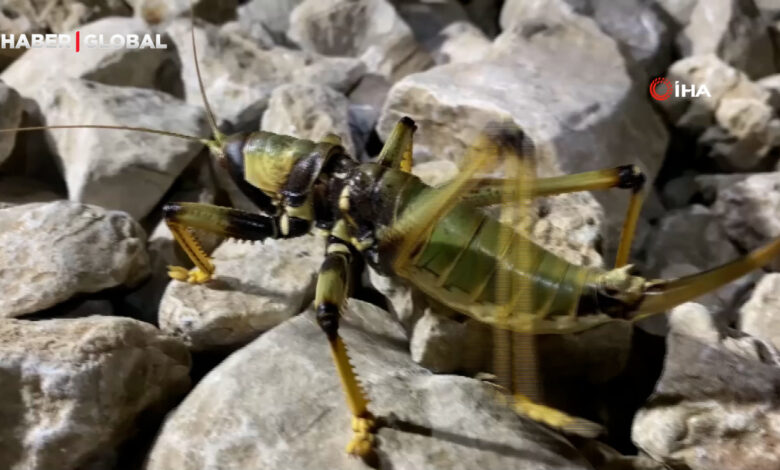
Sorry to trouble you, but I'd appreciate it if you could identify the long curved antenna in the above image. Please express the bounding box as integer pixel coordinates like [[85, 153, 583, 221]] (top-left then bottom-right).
[[190, 4, 223, 146], [0, 124, 209, 144]]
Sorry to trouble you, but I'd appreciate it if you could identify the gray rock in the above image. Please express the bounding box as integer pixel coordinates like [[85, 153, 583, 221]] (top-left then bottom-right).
[[432, 21, 492, 65], [32, 79, 206, 220], [1, 17, 183, 99], [713, 171, 780, 270], [390, 0, 470, 53], [0, 0, 131, 34], [0, 315, 190, 470], [379, 2, 667, 252], [655, 0, 699, 27], [410, 308, 491, 374], [158, 235, 325, 350], [679, 0, 776, 79], [411, 159, 459, 187], [520, 193, 604, 268], [367, 266, 421, 330], [662, 55, 780, 171], [348, 74, 394, 150], [502, 0, 673, 76], [261, 83, 356, 156], [288, 0, 433, 81], [0, 202, 149, 318], [740, 273, 780, 349], [131, 0, 237, 24], [644, 205, 755, 313], [659, 171, 699, 208], [166, 18, 365, 130], [757, 72, 780, 107], [146, 301, 594, 470], [0, 81, 23, 166], [237, 0, 306, 44], [632, 302, 780, 470], [0, 7, 41, 70]]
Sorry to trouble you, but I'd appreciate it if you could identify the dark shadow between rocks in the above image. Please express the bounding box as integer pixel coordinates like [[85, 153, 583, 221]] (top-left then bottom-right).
[[372, 413, 583, 470]]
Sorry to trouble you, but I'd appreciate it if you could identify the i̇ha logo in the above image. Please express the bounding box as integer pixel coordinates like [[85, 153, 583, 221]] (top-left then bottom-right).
[[649, 76, 711, 101]]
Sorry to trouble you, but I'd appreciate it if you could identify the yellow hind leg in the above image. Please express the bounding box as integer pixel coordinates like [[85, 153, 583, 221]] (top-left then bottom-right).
[[513, 394, 604, 438]]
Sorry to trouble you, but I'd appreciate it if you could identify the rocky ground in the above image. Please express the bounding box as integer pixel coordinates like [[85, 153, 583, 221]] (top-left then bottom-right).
[[1, 1, 780, 469]]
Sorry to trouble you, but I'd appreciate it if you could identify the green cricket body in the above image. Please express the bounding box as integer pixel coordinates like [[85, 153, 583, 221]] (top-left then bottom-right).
[[370, 169, 624, 334], [208, 120, 780, 336]]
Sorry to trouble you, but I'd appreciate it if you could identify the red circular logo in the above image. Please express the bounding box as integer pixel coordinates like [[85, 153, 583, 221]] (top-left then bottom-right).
[[649, 77, 672, 101]]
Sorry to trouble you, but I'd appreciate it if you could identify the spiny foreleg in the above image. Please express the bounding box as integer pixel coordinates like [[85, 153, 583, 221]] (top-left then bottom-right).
[[163, 202, 295, 283], [314, 220, 375, 458]]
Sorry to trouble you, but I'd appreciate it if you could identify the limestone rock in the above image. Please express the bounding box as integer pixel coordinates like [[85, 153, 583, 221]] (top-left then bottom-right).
[[261, 83, 356, 156], [0, 202, 149, 318], [502, 0, 673, 76], [411, 159, 458, 187], [0, 7, 42, 70], [367, 266, 420, 330], [146, 301, 594, 470], [131, 0, 237, 24], [33, 79, 207, 220], [740, 273, 780, 349], [289, 0, 432, 81], [662, 55, 780, 171], [1, 17, 183, 99], [0, 81, 23, 166], [379, 2, 667, 252], [0, 0, 131, 34], [757, 72, 780, 107], [679, 0, 776, 79], [236, 0, 306, 44], [692, 173, 754, 204], [0, 315, 190, 470], [158, 235, 325, 350], [632, 302, 780, 470], [655, 0, 699, 27], [165, 19, 365, 130], [431, 21, 492, 65], [521, 192, 604, 268], [410, 308, 491, 374], [713, 171, 780, 270]]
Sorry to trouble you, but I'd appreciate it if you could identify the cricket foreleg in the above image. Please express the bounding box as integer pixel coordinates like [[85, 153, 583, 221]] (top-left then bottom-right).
[[463, 165, 646, 268], [315, 222, 375, 458], [163, 202, 282, 283], [376, 116, 416, 173]]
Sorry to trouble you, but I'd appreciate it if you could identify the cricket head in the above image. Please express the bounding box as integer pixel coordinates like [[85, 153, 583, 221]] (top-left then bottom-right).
[[215, 130, 344, 209]]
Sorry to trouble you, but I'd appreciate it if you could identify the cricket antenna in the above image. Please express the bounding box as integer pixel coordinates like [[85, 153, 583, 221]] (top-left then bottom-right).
[[0, 124, 208, 144], [190, 4, 224, 150]]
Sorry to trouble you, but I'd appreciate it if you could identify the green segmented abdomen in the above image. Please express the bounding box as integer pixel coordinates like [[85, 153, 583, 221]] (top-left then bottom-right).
[[400, 201, 611, 334]]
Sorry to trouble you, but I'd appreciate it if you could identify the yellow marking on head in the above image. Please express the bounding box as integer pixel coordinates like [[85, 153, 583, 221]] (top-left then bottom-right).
[[244, 150, 297, 195]]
